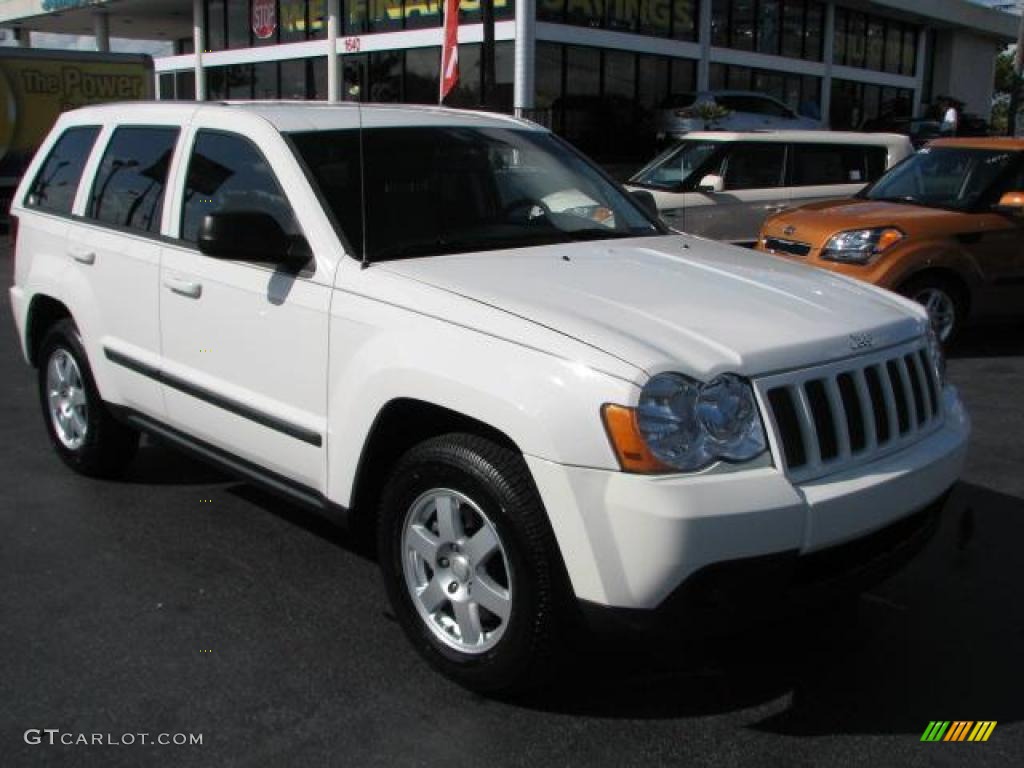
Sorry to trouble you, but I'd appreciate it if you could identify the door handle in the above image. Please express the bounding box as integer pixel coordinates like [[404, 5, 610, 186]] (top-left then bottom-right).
[[163, 276, 202, 299], [68, 247, 96, 265]]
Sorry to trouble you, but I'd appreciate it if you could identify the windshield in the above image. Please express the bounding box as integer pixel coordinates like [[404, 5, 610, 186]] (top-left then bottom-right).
[[864, 146, 1019, 211], [629, 141, 720, 190], [290, 126, 662, 261]]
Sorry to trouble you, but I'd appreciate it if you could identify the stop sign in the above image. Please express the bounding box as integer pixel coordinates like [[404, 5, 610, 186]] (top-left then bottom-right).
[[252, 0, 277, 40]]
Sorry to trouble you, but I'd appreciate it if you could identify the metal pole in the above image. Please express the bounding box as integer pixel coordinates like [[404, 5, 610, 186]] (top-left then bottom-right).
[[513, 0, 535, 117], [328, 0, 341, 102], [192, 0, 206, 101], [93, 12, 110, 53], [481, 0, 496, 109]]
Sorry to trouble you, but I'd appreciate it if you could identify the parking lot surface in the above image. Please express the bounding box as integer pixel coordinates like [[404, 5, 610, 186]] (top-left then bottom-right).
[[2, 235, 1022, 767]]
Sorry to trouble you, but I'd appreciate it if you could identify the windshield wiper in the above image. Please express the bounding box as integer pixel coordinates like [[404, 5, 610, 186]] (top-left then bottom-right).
[[872, 195, 925, 205]]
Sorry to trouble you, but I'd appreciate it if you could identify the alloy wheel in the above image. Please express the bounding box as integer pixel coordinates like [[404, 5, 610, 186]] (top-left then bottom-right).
[[46, 348, 88, 450], [401, 488, 513, 654]]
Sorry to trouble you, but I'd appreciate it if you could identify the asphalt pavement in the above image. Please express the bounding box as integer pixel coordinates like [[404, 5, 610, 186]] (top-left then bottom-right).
[[2, 235, 1023, 767]]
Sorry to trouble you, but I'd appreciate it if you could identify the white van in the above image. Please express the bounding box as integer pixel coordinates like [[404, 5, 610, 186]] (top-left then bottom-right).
[[626, 131, 913, 245]]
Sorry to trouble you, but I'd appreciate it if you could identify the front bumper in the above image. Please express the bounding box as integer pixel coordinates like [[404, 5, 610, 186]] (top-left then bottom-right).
[[526, 385, 968, 614]]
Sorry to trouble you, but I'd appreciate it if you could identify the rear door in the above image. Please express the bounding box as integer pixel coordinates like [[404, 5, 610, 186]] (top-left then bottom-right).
[[788, 143, 884, 208], [157, 125, 332, 491], [684, 142, 788, 244], [67, 121, 180, 418]]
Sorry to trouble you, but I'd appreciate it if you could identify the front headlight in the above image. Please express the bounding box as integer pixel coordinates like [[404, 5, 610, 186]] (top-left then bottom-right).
[[821, 227, 904, 264], [926, 324, 946, 387], [602, 372, 767, 473]]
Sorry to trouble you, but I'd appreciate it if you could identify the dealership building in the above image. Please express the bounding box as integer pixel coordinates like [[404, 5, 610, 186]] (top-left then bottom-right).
[[0, 0, 1018, 159]]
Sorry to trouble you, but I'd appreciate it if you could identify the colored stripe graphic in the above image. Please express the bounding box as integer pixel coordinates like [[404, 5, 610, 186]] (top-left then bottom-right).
[[945, 721, 972, 741], [968, 722, 997, 742], [921, 721, 996, 742]]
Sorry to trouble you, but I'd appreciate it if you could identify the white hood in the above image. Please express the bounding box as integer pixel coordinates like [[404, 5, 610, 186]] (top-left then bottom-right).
[[379, 235, 926, 379]]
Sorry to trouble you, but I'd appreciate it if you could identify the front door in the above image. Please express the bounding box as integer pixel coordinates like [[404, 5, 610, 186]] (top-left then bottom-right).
[[158, 128, 330, 491], [684, 142, 790, 244]]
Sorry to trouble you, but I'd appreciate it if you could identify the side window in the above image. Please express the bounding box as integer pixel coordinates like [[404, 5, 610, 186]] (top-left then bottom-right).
[[792, 144, 870, 187], [25, 126, 101, 214], [865, 147, 888, 182], [722, 144, 786, 190], [180, 130, 299, 244], [87, 126, 180, 233]]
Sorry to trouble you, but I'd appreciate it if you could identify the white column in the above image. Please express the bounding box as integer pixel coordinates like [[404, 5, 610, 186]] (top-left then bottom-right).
[[697, 0, 712, 90], [93, 12, 110, 52], [821, 2, 835, 127], [193, 0, 206, 101], [14, 28, 31, 47], [513, 0, 536, 116], [327, 0, 341, 102]]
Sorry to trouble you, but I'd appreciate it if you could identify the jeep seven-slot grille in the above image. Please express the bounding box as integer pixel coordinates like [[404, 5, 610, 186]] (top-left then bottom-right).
[[758, 342, 943, 482]]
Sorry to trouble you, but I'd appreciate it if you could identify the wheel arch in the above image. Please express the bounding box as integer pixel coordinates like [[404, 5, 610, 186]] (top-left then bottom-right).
[[25, 293, 73, 367], [348, 397, 524, 523], [895, 266, 972, 317]]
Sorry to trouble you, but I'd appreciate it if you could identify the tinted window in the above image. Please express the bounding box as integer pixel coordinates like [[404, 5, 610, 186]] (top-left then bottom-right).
[[630, 140, 721, 190], [180, 131, 299, 244], [25, 126, 101, 214], [290, 126, 661, 262], [866, 147, 1019, 211], [792, 144, 885, 186], [88, 127, 179, 233], [722, 144, 786, 190]]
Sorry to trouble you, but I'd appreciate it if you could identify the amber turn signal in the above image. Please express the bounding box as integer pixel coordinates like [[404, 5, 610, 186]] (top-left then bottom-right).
[[601, 404, 670, 474]]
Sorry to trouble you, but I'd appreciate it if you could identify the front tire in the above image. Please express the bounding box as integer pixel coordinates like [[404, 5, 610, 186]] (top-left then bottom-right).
[[898, 274, 966, 345], [37, 319, 139, 477], [378, 434, 565, 693]]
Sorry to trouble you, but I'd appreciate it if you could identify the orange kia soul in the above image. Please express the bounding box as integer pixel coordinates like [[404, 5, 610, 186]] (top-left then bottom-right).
[[757, 138, 1024, 343]]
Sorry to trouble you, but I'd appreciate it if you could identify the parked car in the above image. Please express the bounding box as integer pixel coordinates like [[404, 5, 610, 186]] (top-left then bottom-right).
[[627, 131, 913, 244], [756, 138, 1024, 343], [655, 91, 820, 141], [10, 103, 967, 693]]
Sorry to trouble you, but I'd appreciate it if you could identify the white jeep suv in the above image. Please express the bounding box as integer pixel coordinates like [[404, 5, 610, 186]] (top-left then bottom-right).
[[9, 103, 969, 692]]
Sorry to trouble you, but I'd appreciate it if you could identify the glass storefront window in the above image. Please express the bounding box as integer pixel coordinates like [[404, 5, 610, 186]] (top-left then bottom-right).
[[834, 8, 918, 75], [308, 0, 327, 38], [253, 61, 279, 98], [535, 41, 563, 111], [406, 47, 441, 104], [226, 1, 250, 49], [901, 27, 917, 76], [757, 0, 780, 55], [604, 50, 636, 100], [205, 0, 226, 51], [281, 0, 309, 43]]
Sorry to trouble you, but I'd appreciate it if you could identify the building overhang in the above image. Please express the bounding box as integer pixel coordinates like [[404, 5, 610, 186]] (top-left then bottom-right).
[[0, 0, 1017, 45], [0, 0, 192, 40]]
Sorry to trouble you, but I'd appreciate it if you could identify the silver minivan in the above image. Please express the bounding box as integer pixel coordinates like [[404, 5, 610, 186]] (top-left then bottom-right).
[[626, 130, 913, 245]]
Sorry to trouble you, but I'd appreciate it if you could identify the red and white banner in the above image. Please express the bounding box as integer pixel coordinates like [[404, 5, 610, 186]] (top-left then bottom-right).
[[439, 0, 459, 102], [252, 0, 277, 41]]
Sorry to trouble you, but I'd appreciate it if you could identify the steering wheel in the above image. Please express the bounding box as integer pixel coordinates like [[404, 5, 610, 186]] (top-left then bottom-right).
[[502, 198, 552, 223]]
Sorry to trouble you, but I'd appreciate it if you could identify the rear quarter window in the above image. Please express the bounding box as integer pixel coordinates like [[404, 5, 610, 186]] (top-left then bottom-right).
[[25, 126, 101, 215], [791, 144, 887, 187]]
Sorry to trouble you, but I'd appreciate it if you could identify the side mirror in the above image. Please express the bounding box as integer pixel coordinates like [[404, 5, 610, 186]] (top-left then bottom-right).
[[629, 189, 659, 218], [198, 211, 311, 271], [994, 190, 1024, 216], [697, 174, 724, 194]]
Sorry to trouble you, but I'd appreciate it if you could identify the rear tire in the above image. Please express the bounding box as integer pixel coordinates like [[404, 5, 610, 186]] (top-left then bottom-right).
[[377, 433, 566, 693], [898, 274, 967, 346], [37, 319, 139, 477]]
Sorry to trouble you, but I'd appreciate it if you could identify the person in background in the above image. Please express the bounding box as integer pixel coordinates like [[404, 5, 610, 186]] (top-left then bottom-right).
[[940, 97, 959, 136]]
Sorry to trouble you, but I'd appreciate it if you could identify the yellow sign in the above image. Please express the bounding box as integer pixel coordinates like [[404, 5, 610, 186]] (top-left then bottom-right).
[[0, 56, 149, 182]]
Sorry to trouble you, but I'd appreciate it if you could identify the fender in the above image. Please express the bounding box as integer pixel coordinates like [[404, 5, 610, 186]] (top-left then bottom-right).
[[325, 277, 642, 509]]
